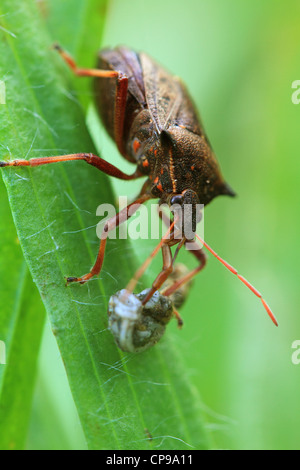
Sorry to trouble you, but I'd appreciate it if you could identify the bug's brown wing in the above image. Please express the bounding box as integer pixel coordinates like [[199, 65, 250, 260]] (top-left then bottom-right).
[[139, 53, 184, 133], [95, 47, 148, 162], [99, 47, 146, 106]]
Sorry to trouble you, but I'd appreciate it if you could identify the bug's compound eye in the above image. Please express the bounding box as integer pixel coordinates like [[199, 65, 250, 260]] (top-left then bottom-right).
[[169, 194, 183, 206], [182, 189, 199, 205]]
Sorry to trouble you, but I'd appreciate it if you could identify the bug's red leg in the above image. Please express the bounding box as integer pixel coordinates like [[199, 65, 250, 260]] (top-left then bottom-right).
[[173, 309, 184, 328], [67, 193, 151, 285], [156, 206, 207, 297], [126, 221, 176, 293], [53, 44, 119, 79], [141, 243, 176, 306], [0, 153, 141, 180], [161, 241, 207, 298], [54, 44, 128, 156]]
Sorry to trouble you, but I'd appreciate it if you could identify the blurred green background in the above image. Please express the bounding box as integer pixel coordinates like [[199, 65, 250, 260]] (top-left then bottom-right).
[[2, 0, 300, 450]]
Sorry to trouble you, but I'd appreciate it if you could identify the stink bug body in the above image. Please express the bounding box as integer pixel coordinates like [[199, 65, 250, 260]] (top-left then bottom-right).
[[0, 45, 278, 327]]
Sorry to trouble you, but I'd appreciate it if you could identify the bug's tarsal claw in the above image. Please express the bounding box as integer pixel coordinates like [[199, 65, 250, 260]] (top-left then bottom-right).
[[66, 276, 79, 286], [52, 42, 62, 52], [173, 309, 184, 328], [66, 275, 89, 285]]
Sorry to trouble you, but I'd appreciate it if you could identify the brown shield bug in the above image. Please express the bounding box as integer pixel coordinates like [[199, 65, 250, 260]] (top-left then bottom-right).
[[0, 45, 278, 327]]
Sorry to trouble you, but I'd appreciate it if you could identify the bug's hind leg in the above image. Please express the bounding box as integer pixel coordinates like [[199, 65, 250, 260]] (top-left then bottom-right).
[[53, 43, 119, 79], [54, 44, 128, 156]]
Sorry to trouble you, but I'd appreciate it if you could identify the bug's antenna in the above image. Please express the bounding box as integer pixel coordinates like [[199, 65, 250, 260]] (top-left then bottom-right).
[[195, 234, 278, 326]]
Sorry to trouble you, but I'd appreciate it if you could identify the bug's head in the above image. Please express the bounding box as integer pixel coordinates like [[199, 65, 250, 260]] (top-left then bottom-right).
[[167, 189, 202, 241]]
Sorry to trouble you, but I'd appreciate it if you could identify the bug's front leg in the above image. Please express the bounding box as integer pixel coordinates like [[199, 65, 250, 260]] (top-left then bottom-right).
[[66, 193, 151, 285], [156, 205, 207, 298], [125, 220, 176, 294], [141, 244, 174, 306], [161, 241, 207, 298]]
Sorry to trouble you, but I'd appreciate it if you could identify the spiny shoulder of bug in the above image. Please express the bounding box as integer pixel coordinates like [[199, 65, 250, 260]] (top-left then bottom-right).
[[126, 110, 236, 235]]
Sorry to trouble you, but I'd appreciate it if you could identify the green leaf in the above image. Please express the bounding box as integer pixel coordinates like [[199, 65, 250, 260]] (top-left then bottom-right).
[[0, 0, 109, 451], [0, 178, 45, 450], [0, 0, 211, 450]]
